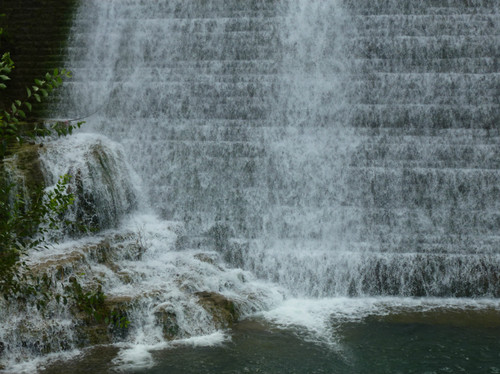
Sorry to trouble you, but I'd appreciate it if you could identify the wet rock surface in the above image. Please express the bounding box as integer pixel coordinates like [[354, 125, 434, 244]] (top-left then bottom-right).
[[196, 291, 239, 328]]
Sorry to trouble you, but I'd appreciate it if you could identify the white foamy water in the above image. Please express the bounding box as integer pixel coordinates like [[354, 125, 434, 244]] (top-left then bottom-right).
[[260, 297, 500, 347], [2, 0, 500, 371], [54, 0, 500, 299], [0, 210, 285, 372]]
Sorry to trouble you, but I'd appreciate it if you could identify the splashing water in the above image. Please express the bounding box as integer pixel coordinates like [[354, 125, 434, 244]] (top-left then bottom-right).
[[2, 0, 500, 371]]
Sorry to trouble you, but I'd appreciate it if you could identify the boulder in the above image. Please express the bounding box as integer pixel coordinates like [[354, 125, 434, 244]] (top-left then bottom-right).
[[154, 307, 180, 340], [195, 291, 239, 328], [41, 134, 138, 234]]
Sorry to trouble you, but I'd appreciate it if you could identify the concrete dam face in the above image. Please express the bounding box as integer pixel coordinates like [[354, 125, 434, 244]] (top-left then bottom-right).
[[57, 0, 500, 298], [2, 0, 500, 371]]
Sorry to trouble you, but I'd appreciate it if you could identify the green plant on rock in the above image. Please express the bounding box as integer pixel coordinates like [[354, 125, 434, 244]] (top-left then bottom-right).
[[1, 17, 83, 156], [66, 278, 130, 329], [0, 175, 75, 300], [0, 19, 130, 332], [0, 53, 83, 158], [0, 22, 83, 301]]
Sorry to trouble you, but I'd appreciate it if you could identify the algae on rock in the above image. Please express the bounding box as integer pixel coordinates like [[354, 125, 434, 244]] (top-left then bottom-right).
[[196, 291, 240, 328], [1, 143, 45, 217], [41, 134, 139, 235]]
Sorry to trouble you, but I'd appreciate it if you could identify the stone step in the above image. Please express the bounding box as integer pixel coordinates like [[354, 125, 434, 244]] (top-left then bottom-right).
[[352, 127, 500, 138], [99, 106, 271, 121], [342, 0, 499, 15], [349, 143, 500, 168], [351, 73, 500, 103], [106, 80, 277, 95], [66, 30, 277, 50], [342, 166, 500, 209], [15, 42, 278, 62], [261, 201, 500, 231], [353, 132, 500, 145], [238, 244, 500, 297], [117, 123, 265, 143], [69, 16, 277, 37], [348, 213, 500, 236], [350, 104, 499, 129], [351, 57, 500, 74], [352, 71, 500, 85], [74, 10, 278, 21], [99, 92, 276, 107], [350, 14, 500, 37], [68, 26, 277, 42], [64, 63, 280, 79], [99, 0, 278, 12], [349, 159, 500, 170], [348, 36, 500, 59], [263, 205, 500, 238], [354, 92, 499, 106], [134, 139, 265, 158], [261, 236, 500, 253]]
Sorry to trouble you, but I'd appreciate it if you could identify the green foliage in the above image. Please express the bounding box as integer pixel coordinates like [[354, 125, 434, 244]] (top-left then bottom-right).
[[0, 26, 85, 307], [0, 57, 83, 158], [66, 278, 105, 317], [0, 51, 13, 91], [0, 20, 83, 159], [0, 24, 123, 331], [0, 175, 74, 300], [66, 278, 130, 329]]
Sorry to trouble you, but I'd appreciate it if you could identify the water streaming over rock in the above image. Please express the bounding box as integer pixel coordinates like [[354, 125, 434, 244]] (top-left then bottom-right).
[[54, 0, 500, 297], [2, 0, 500, 370]]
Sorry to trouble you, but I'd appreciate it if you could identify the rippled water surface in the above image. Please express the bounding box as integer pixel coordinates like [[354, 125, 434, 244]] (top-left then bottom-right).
[[41, 307, 500, 374], [3, 0, 500, 371]]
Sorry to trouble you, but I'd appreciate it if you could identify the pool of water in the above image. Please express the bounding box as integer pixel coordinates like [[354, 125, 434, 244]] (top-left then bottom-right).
[[39, 306, 500, 374]]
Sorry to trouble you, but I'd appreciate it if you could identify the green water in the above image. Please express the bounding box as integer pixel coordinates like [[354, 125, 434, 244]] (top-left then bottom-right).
[[41, 308, 500, 374]]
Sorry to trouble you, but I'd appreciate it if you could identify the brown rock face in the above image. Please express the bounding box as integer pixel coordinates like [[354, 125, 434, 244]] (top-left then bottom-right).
[[154, 308, 180, 341], [195, 291, 239, 328]]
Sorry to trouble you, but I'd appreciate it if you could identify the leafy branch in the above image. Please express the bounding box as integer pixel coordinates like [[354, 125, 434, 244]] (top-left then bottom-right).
[[0, 176, 75, 300], [0, 25, 126, 330], [66, 278, 130, 329], [0, 28, 84, 303], [0, 51, 83, 159]]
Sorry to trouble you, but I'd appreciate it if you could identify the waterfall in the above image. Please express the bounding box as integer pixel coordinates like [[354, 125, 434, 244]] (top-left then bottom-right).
[[55, 0, 500, 298], [2, 0, 500, 370]]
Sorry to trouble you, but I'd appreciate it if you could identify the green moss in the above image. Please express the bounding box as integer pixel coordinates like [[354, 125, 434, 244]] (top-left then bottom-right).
[[0, 143, 45, 239], [154, 308, 180, 340], [73, 316, 112, 347], [69, 281, 131, 346], [12, 144, 44, 193], [196, 291, 240, 328]]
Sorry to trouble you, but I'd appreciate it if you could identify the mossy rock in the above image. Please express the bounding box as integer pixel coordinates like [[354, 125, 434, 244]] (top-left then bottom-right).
[[196, 291, 239, 328], [76, 324, 112, 346], [194, 252, 220, 266], [42, 138, 138, 236], [1, 143, 44, 197], [73, 295, 133, 347], [31, 250, 87, 281], [154, 307, 180, 340], [31, 235, 145, 282], [0, 143, 45, 239]]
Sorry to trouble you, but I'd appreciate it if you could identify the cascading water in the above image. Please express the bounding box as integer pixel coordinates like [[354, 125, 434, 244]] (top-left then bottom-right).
[[2, 0, 500, 372], [56, 0, 500, 299], [58, 0, 361, 290], [219, 0, 500, 298]]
